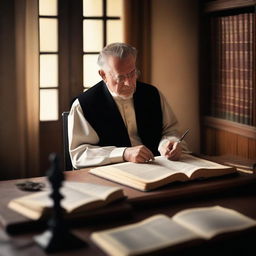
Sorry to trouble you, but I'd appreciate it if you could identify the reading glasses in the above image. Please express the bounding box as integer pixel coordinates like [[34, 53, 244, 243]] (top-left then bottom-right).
[[109, 69, 139, 84]]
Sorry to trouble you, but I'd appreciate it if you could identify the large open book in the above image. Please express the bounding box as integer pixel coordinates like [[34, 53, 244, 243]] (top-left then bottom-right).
[[89, 154, 236, 191], [91, 206, 256, 256], [8, 181, 125, 220]]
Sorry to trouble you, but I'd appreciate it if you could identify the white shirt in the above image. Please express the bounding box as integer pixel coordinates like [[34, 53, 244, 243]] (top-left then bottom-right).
[[68, 86, 188, 169]]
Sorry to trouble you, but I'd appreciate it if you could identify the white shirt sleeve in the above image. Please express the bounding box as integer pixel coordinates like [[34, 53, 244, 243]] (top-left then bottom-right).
[[68, 99, 126, 169], [158, 91, 190, 152]]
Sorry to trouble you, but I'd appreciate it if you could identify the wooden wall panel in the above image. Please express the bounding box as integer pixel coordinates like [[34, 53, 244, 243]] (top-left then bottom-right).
[[237, 136, 249, 158], [215, 130, 237, 155], [248, 140, 256, 159], [202, 117, 256, 159], [202, 126, 256, 160], [202, 127, 216, 155]]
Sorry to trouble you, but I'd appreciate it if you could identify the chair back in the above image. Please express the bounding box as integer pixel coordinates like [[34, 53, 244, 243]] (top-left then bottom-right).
[[62, 111, 73, 171]]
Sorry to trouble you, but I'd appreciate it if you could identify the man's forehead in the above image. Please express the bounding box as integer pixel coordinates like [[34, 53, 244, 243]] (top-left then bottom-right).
[[106, 55, 136, 72]]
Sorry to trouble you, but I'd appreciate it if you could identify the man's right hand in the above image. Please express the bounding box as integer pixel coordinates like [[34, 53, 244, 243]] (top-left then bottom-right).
[[123, 145, 155, 163]]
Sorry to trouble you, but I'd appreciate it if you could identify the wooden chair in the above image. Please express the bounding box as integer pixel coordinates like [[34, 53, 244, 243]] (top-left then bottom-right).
[[62, 111, 73, 171]]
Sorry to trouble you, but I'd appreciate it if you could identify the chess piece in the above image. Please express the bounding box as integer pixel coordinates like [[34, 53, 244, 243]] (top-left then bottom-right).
[[34, 153, 86, 252]]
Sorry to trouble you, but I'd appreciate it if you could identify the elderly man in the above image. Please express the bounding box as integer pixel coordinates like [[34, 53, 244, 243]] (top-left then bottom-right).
[[68, 42, 188, 169]]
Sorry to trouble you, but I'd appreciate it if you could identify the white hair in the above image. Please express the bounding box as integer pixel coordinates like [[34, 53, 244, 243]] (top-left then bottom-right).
[[97, 42, 137, 70]]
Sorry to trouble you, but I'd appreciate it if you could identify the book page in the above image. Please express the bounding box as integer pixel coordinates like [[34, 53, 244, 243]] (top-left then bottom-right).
[[8, 182, 124, 220], [90, 154, 233, 183], [173, 206, 256, 239], [90, 157, 188, 183], [91, 214, 199, 256], [157, 154, 233, 178], [64, 182, 123, 201], [8, 188, 99, 220], [16, 187, 100, 213]]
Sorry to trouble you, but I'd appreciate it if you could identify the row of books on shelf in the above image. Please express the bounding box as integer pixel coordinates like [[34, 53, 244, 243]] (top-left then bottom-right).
[[209, 12, 255, 125]]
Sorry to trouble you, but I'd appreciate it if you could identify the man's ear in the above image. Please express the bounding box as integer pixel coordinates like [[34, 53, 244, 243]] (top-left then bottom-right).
[[99, 70, 106, 81]]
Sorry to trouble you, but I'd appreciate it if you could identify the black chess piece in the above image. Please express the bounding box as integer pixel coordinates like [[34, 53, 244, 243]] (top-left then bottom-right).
[[34, 153, 86, 252]]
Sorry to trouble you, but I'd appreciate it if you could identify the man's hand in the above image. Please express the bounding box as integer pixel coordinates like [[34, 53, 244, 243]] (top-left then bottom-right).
[[159, 141, 182, 160], [123, 145, 155, 163]]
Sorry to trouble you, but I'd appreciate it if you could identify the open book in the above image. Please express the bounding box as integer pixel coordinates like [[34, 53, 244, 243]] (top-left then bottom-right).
[[89, 154, 236, 191], [8, 182, 124, 220], [91, 206, 256, 256]]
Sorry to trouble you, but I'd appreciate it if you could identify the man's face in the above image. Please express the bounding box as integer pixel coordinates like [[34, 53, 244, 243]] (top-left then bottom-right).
[[100, 55, 137, 99]]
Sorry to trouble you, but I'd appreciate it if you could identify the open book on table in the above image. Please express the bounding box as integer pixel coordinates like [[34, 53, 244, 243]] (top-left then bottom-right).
[[8, 181, 125, 220], [89, 154, 237, 191], [91, 206, 256, 256]]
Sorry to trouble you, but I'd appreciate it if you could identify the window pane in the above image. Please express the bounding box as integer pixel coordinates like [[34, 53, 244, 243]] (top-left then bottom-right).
[[83, 54, 101, 87], [40, 54, 58, 87], [83, 20, 103, 52], [107, 20, 123, 44], [39, 0, 57, 16], [107, 0, 123, 16], [83, 0, 102, 16], [40, 89, 58, 121], [39, 18, 58, 52]]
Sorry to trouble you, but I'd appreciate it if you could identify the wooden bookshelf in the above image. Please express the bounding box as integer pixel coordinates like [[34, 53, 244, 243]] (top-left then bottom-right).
[[199, 0, 256, 159], [203, 0, 256, 13]]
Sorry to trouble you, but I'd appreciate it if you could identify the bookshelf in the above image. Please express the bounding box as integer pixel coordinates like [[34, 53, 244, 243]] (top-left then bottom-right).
[[200, 0, 256, 159]]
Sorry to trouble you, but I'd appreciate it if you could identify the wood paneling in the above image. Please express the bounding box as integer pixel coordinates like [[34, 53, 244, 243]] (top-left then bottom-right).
[[248, 140, 256, 159], [202, 127, 216, 155], [237, 136, 249, 158], [40, 121, 62, 175], [202, 123, 256, 160]]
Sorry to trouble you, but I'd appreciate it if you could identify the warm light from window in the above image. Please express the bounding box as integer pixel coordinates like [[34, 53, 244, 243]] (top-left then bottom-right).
[[107, 0, 123, 16], [39, 0, 57, 16], [40, 89, 58, 121], [39, 0, 58, 121], [83, 0, 102, 16], [83, 20, 103, 52], [39, 18, 58, 52], [83, 55, 101, 87], [107, 20, 123, 44], [40, 55, 58, 87]]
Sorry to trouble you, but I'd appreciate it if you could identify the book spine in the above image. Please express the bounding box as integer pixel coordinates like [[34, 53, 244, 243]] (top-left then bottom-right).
[[211, 16, 220, 117], [253, 12, 256, 126], [221, 16, 226, 119], [247, 13, 253, 125]]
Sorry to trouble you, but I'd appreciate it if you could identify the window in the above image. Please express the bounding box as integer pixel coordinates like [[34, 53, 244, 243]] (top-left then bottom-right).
[[83, 0, 124, 89], [38, 0, 124, 120], [38, 0, 124, 172], [39, 0, 59, 121]]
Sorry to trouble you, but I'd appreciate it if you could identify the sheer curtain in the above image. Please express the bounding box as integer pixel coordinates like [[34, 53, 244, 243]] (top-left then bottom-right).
[[124, 0, 152, 83], [0, 0, 39, 180]]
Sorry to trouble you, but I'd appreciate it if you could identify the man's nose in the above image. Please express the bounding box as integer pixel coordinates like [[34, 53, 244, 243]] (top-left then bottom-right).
[[123, 76, 134, 86]]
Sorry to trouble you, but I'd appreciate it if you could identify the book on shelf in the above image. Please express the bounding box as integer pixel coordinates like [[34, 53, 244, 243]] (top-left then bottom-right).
[[91, 206, 256, 256], [8, 181, 125, 220], [89, 154, 236, 191]]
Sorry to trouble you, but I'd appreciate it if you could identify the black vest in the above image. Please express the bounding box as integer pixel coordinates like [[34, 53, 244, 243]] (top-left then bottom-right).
[[78, 81, 163, 156]]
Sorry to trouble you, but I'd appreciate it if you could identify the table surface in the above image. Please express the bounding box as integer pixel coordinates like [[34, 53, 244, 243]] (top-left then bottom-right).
[[1, 169, 256, 256]]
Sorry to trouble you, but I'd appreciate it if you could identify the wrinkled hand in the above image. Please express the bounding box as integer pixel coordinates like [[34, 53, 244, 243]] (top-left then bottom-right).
[[123, 145, 155, 163], [160, 141, 182, 160]]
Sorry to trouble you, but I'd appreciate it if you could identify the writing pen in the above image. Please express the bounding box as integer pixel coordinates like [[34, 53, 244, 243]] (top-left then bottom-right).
[[178, 129, 190, 143]]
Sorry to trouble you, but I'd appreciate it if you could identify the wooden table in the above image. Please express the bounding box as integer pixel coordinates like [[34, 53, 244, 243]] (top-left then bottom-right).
[[0, 169, 256, 256]]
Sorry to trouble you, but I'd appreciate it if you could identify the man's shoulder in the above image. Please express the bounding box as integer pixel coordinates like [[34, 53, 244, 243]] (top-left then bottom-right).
[[137, 81, 157, 89], [136, 81, 159, 95]]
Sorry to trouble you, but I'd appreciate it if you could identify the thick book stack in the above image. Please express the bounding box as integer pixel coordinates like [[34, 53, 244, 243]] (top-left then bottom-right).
[[210, 12, 255, 125]]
